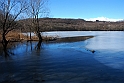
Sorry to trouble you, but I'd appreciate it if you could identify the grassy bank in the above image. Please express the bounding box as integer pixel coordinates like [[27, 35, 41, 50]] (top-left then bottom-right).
[[0, 31, 93, 44], [0, 31, 27, 42], [0, 31, 58, 42]]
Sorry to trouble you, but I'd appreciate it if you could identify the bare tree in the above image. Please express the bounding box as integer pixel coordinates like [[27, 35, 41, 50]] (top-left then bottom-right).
[[27, 0, 49, 42], [0, 0, 27, 46]]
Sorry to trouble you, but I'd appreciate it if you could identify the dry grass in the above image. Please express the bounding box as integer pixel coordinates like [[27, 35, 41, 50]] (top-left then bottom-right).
[[6, 31, 21, 41], [0, 31, 57, 42], [0, 31, 27, 42]]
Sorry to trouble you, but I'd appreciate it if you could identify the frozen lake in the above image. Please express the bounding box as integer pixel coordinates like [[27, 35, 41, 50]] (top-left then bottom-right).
[[0, 31, 124, 83]]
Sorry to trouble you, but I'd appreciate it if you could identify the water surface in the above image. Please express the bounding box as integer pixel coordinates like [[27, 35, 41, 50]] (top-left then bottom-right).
[[0, 31, 124, 83]]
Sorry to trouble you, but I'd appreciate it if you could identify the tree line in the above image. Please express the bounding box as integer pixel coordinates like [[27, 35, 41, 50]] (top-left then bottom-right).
[[19, 18, 124, 32]]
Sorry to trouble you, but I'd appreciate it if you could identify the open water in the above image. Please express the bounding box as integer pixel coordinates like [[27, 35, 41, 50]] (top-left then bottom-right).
[[0, 31, 124, 83]]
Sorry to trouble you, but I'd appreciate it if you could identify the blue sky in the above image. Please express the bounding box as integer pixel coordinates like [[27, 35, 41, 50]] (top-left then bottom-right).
[[49, 0, 124, 20]]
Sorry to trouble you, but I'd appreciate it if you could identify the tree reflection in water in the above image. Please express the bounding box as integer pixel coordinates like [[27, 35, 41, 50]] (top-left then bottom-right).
[[35, 41, 42, 50], [0, 41, 43, 58], [1, 42, 15, 58]]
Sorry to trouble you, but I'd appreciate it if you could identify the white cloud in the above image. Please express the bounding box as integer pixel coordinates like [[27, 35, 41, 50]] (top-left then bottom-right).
[[85, 17, 123, 22]]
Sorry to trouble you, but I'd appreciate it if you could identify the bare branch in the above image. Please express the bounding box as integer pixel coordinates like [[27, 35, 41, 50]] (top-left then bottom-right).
[[0, 0, 28, 43], [25, 0, 49, 41]]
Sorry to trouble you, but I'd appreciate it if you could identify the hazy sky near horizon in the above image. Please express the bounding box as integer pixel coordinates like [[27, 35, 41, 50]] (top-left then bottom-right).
[[49, 0, 124, 20]]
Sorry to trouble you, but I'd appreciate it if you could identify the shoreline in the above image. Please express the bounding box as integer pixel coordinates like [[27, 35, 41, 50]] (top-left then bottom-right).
[[53, 36, 94, 43], [0, 35, 94, 49], [0, 31, 94, 43], [0, 36, 94, 42]]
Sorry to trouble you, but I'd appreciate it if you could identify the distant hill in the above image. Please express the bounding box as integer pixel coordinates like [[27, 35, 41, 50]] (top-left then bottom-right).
[[19, 18, 124, 32]]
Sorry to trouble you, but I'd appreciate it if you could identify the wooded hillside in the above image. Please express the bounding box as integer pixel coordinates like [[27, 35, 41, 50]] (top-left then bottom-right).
[[19, 18, 124, 32]]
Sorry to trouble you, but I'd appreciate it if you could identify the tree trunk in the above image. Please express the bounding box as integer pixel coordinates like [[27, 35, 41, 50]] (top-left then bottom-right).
[[2, 32, 8, 46], [30, 27, 32, 40], [36, 15, 42, 42], [2, 33, 9, 56], [37, 31, 42, 42]]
